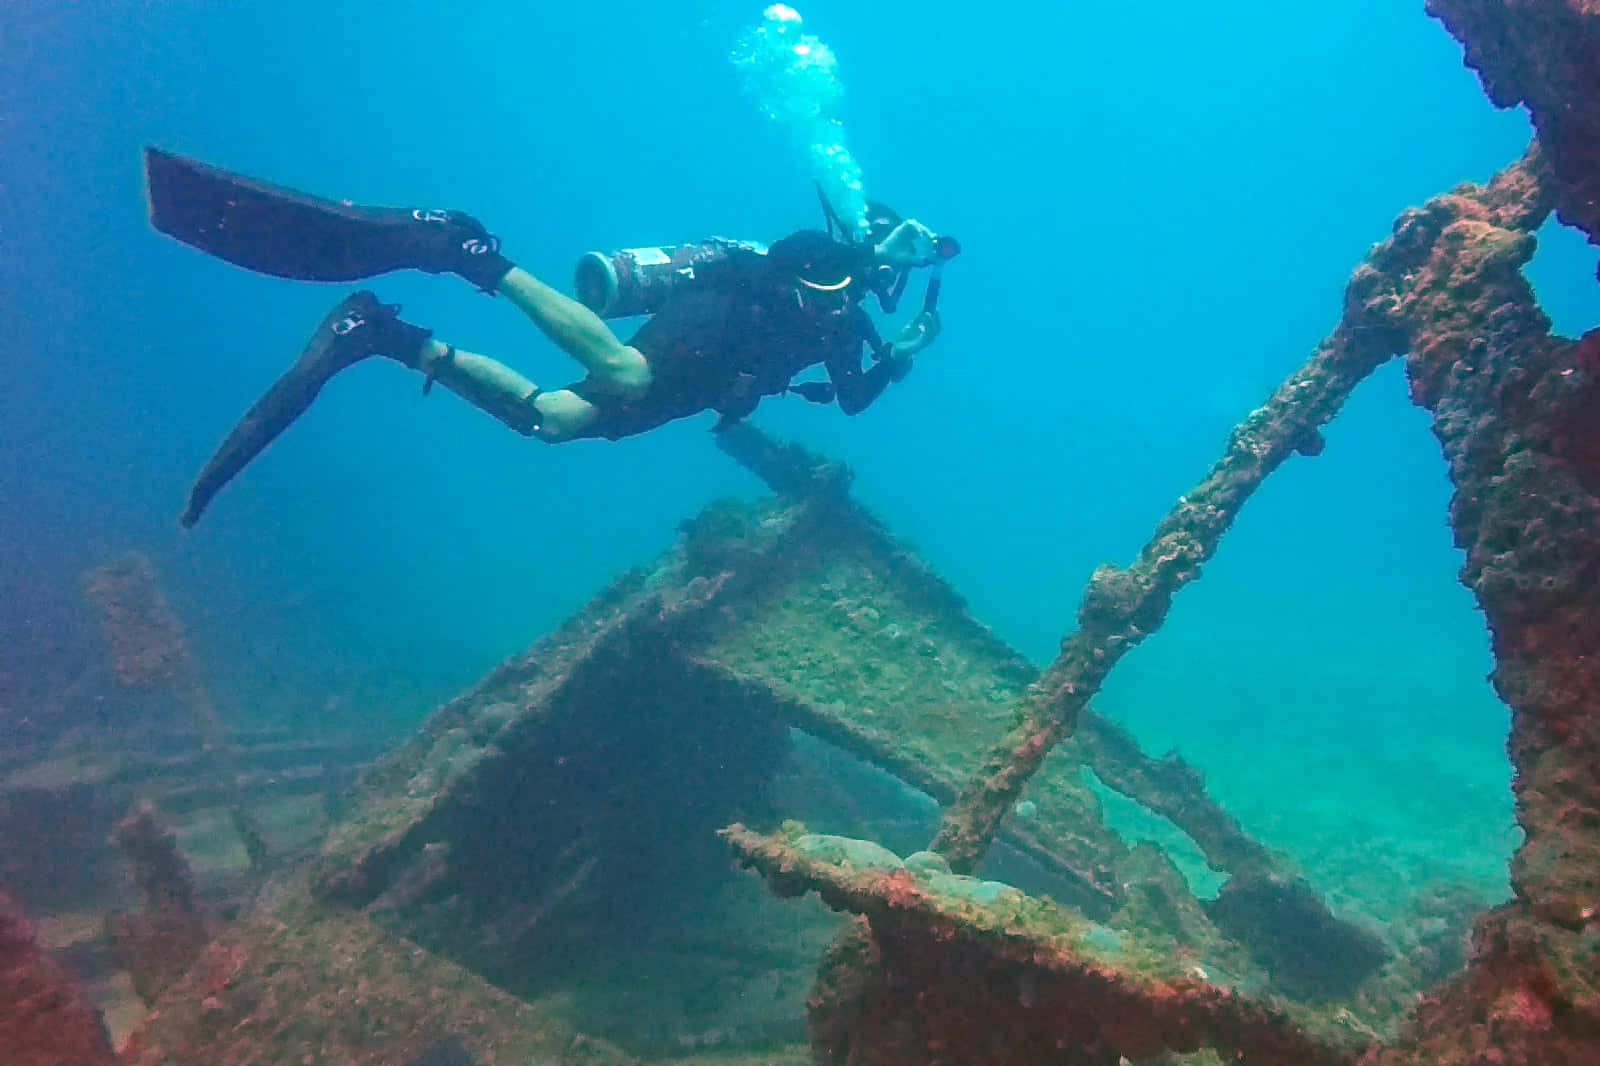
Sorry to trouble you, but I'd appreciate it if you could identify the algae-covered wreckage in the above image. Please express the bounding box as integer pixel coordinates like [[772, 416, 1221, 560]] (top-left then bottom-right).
[[9, 3, 1600, 1064]]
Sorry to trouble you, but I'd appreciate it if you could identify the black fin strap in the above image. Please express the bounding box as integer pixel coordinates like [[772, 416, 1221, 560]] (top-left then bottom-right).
[[421, 345, 456, 395]]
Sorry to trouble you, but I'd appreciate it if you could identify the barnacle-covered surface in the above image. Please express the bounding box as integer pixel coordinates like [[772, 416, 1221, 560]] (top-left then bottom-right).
[[302, 420, 1378, 1027], [1345, 143, 1600, 1066], [1428, 0, 1600, 254], [119, 871, 636, 1066], [725, 823, 1370, 1066], [0, 889, 118, 1066], [739, 147, 1600, 1065], [81, 554, 194, 692]]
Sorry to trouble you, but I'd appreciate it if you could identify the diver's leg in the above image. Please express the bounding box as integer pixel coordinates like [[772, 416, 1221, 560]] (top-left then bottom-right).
[[182, 293, 598, 527], [412, 339, 600, 442], [494, 267, 651, 398]]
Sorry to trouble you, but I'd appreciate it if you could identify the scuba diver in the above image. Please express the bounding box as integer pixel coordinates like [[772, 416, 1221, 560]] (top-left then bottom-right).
[[142, 149, 958, 527]]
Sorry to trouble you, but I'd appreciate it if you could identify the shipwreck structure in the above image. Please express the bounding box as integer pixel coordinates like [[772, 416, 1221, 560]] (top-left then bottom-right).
[[8, 3, 1600, 1064]]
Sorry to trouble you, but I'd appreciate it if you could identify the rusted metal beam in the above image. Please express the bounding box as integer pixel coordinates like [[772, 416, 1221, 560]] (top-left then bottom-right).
[[725, 824, 1365, 1066]]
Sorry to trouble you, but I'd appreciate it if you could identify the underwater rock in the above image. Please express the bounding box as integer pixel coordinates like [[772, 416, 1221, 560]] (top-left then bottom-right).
[[0, 889, 117, 1066]]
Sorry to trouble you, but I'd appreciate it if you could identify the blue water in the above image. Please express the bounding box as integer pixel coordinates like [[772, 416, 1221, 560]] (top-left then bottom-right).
[[3, 0, 1596, 927]]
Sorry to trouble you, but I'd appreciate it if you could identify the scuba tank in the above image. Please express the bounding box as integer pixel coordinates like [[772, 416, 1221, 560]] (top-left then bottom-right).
[[574, 238, 767, 319]]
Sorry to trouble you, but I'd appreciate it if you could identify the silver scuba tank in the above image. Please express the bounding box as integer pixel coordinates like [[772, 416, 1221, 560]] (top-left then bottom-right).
[[574, 237, 767, 319]]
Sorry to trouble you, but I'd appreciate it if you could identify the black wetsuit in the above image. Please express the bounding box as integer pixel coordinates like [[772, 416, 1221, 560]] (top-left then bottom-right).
[[571, 259, 904, 441]]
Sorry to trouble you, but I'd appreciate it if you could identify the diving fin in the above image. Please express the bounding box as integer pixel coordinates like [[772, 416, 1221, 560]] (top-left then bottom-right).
[[181, 291, 429, 528], [143, 147, 513, 291]]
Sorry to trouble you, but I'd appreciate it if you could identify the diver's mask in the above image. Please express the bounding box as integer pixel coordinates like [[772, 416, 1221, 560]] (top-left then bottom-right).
[[816, 187, 960, 313]]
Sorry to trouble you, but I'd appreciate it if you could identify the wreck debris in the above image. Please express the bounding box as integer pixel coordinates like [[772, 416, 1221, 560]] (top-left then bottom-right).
[[307, 509, 812, 909], [118, 872, 635, 1066], [926, 315, 1398, 874], [81, 552, 225, 742], [713, 423, 1354, 914], [725, 824, 1365, 1066], [1355, 902, 1594, 1066], [741, 146, 1596, 1064], [1343, 146, 1600, 1065], [1427, 0, 1600, 258], [1068, 712, 1274, 878], [81, 554, 189, 690], [228, 804, 272, 875], [0, 725, 382, 916], [307, 419, 1363, 1008], [0, 889, 118, 1066], [106, 728, 382, 815], [716, 421, 855, 500], [104, 799, 214, 1004], [1206, 870, 1389, 1000]]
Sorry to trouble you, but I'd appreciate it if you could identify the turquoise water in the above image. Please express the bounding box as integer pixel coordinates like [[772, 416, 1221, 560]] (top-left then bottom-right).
[[3, 0, 1598, 1051]]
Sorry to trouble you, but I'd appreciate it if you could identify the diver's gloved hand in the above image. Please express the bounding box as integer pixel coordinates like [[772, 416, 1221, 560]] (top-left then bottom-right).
[[870, 340, 915, 383], [889, 310, 941, 358], [788, 380, 836, 404], [873, 219, 941, 268], [408, 209, 515, 293]]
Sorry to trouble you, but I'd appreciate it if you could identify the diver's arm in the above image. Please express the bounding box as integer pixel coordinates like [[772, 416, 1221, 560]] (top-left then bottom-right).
[[886, 309, 940, 359], [874, 219, 941, 268], [825, 341, 910, 415]]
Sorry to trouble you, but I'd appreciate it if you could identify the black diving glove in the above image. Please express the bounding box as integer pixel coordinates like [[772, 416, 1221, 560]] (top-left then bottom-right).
[[788, 380, 836, 404], [871, 342, 914, 383]]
